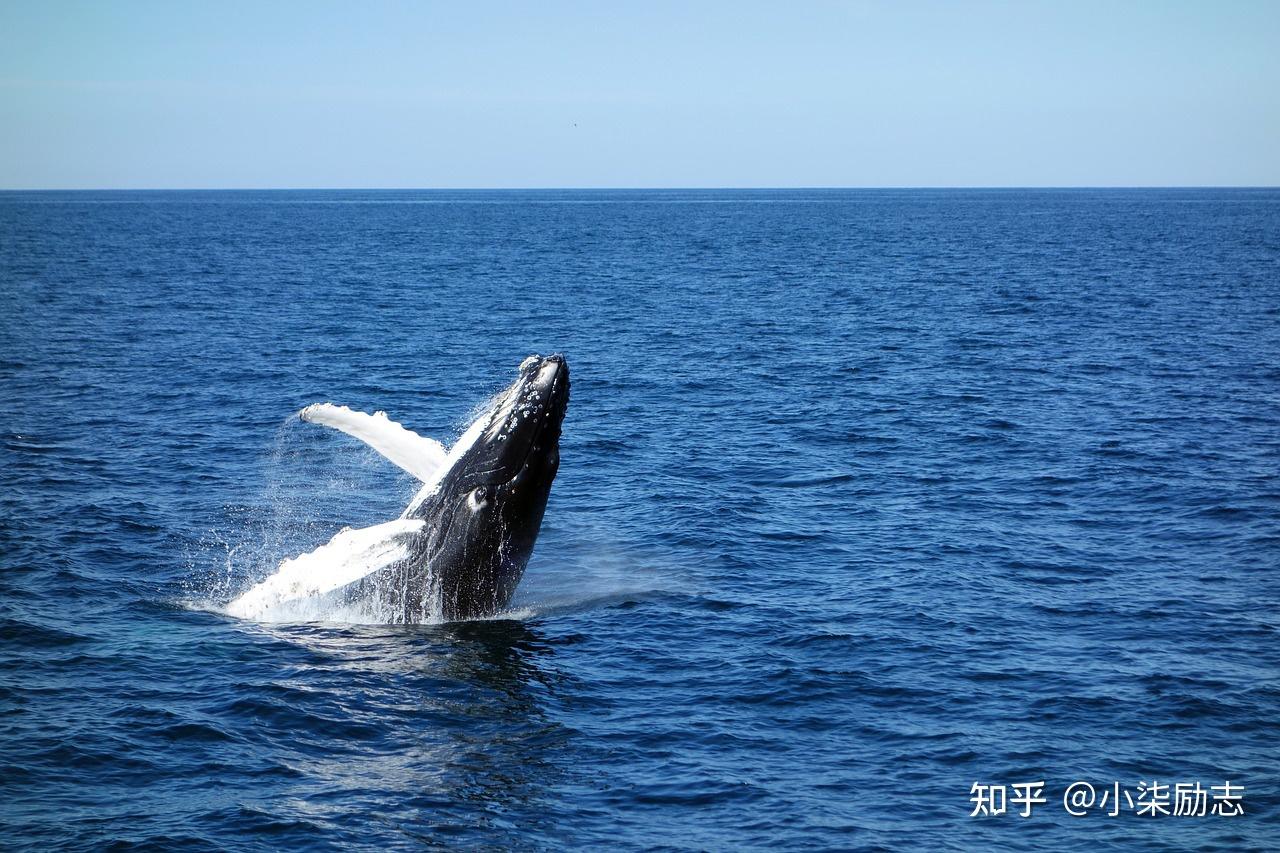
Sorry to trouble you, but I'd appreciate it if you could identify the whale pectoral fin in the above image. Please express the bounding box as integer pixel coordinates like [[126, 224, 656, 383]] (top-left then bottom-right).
[[224, 518, 427, 619], [299, 403, 448, 483]]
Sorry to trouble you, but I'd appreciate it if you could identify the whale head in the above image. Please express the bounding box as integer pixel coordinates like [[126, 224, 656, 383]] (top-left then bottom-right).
[[407, 354, 569, 619]]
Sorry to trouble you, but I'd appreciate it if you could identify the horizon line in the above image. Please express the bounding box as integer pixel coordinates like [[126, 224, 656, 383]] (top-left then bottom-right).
[[2, 185, 1278, 193]]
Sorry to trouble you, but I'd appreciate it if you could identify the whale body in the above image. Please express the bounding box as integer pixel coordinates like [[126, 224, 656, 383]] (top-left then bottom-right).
[[227, 354, 569, 623]]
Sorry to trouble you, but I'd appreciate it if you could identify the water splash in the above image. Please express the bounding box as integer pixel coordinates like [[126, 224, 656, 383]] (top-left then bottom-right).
[[184, 413, 417, 621]]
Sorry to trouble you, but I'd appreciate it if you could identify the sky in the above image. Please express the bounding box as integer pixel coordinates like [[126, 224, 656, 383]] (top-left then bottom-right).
[[1, 1, 1277, 188]]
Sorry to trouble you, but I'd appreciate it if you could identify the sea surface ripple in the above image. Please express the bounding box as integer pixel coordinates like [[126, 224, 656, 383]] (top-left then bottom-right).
[[1, 189, 1277, 850]]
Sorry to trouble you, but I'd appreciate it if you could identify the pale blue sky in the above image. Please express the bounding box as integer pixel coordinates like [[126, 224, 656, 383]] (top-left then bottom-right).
[[1, 1, 1276, 188]]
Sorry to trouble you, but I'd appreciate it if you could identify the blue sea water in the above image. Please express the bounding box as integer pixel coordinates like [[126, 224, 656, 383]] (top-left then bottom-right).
[[1, 188, 1277, 851]]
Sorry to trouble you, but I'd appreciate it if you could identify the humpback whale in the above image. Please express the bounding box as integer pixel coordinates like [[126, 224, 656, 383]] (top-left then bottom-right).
[[227, 354, 569, 623]]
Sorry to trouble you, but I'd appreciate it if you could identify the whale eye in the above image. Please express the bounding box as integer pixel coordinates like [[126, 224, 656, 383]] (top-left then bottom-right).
[[468, 487, 488, 511]]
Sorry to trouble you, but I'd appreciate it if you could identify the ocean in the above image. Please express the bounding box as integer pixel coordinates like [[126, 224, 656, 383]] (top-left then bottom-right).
[[1, 188, 1277, 850]]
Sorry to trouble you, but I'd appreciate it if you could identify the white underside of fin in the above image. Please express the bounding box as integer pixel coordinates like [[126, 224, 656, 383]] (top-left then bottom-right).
[[224, 519, 426, 620], [299, 403, 447, 483]]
